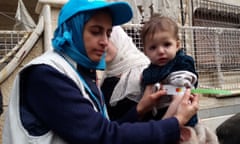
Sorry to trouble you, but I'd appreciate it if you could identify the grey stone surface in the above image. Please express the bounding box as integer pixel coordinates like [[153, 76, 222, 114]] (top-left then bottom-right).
[[199, 95, 240, 119]]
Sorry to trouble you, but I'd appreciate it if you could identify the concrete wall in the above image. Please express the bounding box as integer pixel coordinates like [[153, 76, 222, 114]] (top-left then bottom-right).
[[122, 0, 240, 26]]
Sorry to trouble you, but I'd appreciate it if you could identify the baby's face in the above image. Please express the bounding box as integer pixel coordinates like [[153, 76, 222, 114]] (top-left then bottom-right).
[[143, 31, 180, 66]]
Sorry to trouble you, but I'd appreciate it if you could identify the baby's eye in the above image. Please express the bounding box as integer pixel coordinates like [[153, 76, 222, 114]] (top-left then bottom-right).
[[149, 45, 157, 50], [163, 42, 172, 47]]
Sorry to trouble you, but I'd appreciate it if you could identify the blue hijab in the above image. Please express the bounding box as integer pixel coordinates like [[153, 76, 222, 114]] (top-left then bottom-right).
[[52, 11, 106, 70]]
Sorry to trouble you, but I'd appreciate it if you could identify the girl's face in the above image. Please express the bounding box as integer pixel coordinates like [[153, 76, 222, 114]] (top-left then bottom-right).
[[143, 31, 180, 66], [83, 11, 112, 62]]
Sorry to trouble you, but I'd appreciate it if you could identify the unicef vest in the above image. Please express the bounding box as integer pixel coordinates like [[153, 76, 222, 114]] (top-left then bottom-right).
[[3, 50, 101, 144]]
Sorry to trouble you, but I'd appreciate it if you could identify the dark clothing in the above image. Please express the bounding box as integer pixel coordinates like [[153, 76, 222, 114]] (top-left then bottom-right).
[[142, 50, 198, 127], [142, 50, 198, 87], [101, 77, 138, 121], [216, 113, 240, 144], [101, 77, 170, 122], [20, 64, 181, 144]]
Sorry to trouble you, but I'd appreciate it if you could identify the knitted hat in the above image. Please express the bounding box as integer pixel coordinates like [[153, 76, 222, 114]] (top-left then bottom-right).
[[58, 0, 133, 26]]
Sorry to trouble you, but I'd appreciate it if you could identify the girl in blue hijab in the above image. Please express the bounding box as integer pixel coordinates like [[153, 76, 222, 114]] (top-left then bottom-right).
[[52, 11, 106, 70]]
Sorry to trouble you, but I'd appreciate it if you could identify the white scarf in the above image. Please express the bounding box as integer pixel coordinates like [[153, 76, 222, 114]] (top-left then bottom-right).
[[102, 26, 150, 105]]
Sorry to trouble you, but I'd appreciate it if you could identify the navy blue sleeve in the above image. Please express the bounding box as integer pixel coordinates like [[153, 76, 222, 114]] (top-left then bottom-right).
[[21, 64, 180, 144]]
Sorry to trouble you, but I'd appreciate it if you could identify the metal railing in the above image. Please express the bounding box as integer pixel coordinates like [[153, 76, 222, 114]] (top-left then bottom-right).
[[0, 31, 30, 69]]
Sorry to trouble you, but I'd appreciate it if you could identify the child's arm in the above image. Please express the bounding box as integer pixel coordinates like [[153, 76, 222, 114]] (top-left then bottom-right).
[[165, 71, 198, 88]]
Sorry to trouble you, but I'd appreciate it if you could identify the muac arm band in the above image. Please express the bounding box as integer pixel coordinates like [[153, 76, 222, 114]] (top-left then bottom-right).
[[191, 88, 232, 95]]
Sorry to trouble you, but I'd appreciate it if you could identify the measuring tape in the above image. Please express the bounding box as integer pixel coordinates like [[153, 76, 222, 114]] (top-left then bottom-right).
[[158, 84, 231, 96]]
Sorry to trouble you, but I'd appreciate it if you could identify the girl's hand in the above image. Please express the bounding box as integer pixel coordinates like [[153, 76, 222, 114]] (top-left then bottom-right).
[[174, 89, 199, 126], [137, 85, 167, 117]]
